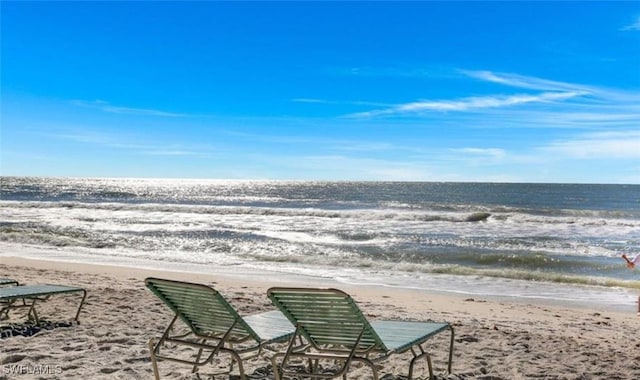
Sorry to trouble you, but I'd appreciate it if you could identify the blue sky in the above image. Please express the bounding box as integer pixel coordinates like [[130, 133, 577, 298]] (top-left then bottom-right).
[[2, 2, 639, 183]]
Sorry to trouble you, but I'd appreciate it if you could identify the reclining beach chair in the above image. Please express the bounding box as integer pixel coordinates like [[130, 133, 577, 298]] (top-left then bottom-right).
[[267, 287, 454, 380], [145, 277, 296, 380], [0, 284, 87, 324]]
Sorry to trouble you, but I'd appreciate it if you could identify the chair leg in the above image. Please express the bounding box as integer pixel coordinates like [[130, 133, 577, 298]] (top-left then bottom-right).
[[350, 357, 379, 380], [407, 326, 455, 380], [73, 289, 87, 323], [148, 338, 161, 380], [1, 298, 19, 320], [408, 350, 433, 380], [447, 325, 455, 374], [27, 300, 40, 324], [223, 347, 245, 379], [191, 345, 205, 374], [271, 353, 283, 380]]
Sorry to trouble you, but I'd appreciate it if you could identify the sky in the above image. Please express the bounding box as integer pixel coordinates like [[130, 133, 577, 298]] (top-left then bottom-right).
[[2, 1, 639, 183]]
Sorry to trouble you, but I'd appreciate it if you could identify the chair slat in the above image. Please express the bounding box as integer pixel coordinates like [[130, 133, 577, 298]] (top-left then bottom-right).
[[268, 288, 385, 351], [146, 278, 254, 338]]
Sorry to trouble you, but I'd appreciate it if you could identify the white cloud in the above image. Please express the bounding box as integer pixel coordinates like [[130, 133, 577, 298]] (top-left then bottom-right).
[[349, 91, 585, 118], [291, 98, 330, 104], [332, 142, 395, 152], [621, 16, 640, 31], [460, 70, 592, 93], [541, 131, 640, 159], [48, 126, 214, 158], [53, 130, 115, 145], [345, 69, 639, 140], [257, 154, 437, 181], [72, 100, 187, 117], [292, 98, 391, 107], [452, 148, 507, 159], [141, 149, 213, 157]]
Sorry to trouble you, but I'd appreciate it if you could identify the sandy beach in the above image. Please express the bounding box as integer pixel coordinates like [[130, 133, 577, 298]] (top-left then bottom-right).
[[1, 256, 640, 380]]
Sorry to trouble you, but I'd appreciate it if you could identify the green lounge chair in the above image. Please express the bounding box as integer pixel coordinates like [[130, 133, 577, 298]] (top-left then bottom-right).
[[0, 278, 19, 286], [0, 279, 20, 318], [145, 277, 296, 380], [0, 284, 87, 324], [267, 287, 454, 380]]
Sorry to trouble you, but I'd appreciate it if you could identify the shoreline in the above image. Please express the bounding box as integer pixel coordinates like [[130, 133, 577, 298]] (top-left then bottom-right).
[[1, 241, 638, 314], [3, 255, 638, 319], [2, 256, 640, 379]]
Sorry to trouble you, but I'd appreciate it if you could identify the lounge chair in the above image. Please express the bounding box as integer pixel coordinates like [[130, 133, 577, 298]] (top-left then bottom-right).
[[0, 279, 19, 319], [267, 287, 454, 380], [0, 278, 19, 286], [0, 284, 87, 324], [145, 277, 296, 380]]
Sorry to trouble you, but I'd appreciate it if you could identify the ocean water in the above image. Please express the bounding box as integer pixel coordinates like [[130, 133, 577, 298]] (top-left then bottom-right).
[[1, 177, 639, 311]]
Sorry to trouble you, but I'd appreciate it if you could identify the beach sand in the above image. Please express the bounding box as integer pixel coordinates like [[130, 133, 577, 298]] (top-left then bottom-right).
[[1, 256, 640, 380]]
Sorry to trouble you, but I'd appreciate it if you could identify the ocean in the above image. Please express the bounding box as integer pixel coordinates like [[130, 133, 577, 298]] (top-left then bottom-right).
[[1, 177, 639, 311]]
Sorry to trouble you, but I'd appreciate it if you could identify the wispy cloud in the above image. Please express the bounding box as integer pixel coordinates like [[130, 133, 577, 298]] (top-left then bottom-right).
[[332, 142, 396, 152], [222, 128, 398, 152], [468, 72, 640, 130], [349, 91, 585, 118], [346, 70, 639, 134], [621, 16, 640, 31], [140, 149, 214, 157], [541, 131, 640, 159], [52, 129, 127, 146], [291, 98, 331, 104], [460, 70, 592, 92], [262, 154, 438, 181], [48, 127, 214, 158], [291, 98, 391, 107], [451, 148, 507, 160], [71, 100, 188, 117]]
